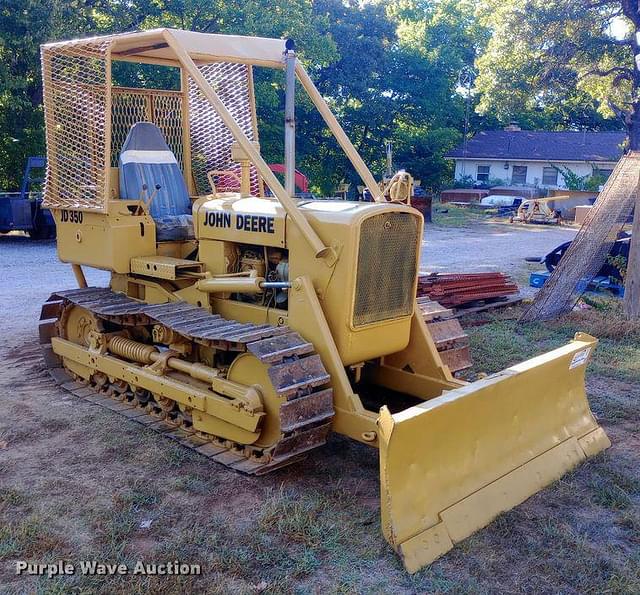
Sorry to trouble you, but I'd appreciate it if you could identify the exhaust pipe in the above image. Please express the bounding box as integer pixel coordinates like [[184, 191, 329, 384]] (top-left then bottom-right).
[[284, 39, 296, 197]]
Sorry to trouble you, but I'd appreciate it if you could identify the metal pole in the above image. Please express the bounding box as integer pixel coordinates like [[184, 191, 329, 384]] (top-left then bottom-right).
[[284, 40, 296, 197], [260, 281, 292, 289], [386, 140, 393, 178], [458, 67, 475, 179], [461, 79, 471, 178], [71, 264, 87, 288], [164, 31, 336, 264]]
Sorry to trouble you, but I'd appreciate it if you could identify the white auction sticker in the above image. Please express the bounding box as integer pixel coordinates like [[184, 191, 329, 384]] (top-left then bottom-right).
[[569, 347, 591, 369]]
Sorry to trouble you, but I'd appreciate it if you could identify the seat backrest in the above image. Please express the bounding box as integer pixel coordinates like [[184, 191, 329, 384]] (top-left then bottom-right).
[[119, 122, 191, 219]]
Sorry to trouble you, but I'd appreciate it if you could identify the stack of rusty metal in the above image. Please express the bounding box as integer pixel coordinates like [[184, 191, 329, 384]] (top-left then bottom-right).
[[418, 272, 519, 309], [417, 297, 472, 375]]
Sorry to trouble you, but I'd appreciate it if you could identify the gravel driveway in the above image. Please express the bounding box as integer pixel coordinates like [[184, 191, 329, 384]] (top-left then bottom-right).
[[421, 220, 577, 296], [0, 236, 108, 352]]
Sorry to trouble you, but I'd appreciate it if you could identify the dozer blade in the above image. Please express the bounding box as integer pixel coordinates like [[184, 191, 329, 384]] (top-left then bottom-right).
[[378, 332, 610, 574]]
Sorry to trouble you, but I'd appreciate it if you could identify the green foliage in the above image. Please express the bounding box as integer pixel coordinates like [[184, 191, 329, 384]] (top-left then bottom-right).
[[551, 164, 606, 191], [1, 0, 631, 194], [443, 174, 505, 190], [587, 167, 610, 191], [445, 174, 476, 189], [606, 254, 627, 281], [474, 0, 631, 135], [0, 0, 95, 189], [0, 0, 488, 194], [552, 166, 590, 191]]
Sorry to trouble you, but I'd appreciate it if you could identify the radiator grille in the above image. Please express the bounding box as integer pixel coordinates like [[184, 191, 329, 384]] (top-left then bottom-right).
[[353, 212, 420, 327]]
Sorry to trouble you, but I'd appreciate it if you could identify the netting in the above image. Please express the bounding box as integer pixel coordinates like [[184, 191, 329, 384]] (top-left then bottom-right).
[[189, 62, 262, 196], [520, 151, 639, 322], [153, 92, 185, 169], [111, 88, 185, 170], [41, 39, 112, 211]]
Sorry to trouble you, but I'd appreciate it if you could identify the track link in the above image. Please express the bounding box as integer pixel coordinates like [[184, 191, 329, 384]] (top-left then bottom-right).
[[39, 287, 334, 475]]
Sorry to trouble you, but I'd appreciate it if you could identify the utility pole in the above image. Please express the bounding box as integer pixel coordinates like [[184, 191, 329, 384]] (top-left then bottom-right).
[[458, 67, 475, 178]]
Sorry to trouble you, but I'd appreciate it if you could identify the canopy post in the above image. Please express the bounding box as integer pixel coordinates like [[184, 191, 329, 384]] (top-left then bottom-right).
[[163, 30, 337, 265], [295, 63, 383, 202]]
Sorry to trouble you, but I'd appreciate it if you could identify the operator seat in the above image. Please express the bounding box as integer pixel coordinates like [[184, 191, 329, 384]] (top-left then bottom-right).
[[119, 122, 194, 241]]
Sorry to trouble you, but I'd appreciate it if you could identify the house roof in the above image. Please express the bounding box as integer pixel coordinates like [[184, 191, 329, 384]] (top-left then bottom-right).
[[445, 130, 626, 162]]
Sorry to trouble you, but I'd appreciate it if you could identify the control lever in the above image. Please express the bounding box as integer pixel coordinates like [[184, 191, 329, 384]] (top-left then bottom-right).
[[134, 183, 162, 215]]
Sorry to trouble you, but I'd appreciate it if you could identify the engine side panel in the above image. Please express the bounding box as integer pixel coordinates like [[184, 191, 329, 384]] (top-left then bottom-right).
[[195, 195, 286, 248]]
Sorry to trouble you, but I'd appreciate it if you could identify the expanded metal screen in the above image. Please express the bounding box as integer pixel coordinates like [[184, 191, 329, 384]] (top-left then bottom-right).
[[521, 152, 639, 322], [189, 62, 262, 196], [111, 91, 149, 166], [41, 39, 112, 211], [353, 212, 420, 327], [111, 88, 185, 169], [42, 36, 265, 210]]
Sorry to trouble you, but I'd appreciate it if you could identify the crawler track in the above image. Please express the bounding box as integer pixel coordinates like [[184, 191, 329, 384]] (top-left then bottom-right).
[[39, 287, 334, 474]]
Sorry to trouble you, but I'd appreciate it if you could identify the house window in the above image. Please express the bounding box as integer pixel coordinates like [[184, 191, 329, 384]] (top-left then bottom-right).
[[593, 167, 613, 180], [476, 165, 490, 182], [542, 166, 558, 186], [511, 165, 527, 185]]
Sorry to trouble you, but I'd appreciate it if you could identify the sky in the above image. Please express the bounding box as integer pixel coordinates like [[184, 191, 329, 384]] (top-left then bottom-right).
[[608, 16, 629, 40]]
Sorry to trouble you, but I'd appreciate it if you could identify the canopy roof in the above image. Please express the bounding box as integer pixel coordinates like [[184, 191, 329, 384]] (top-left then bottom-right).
[[42, 29, 288, 68]]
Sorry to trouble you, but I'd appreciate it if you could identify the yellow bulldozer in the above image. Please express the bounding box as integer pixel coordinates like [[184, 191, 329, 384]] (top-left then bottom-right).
[[38, 30, 609, 573]]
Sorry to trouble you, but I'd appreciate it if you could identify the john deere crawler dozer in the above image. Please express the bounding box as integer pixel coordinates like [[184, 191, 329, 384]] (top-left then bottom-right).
[[38, 30, 610, 572]]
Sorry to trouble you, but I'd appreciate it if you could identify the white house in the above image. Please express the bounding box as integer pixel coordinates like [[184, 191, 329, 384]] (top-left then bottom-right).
[[445, 126, 626, 189]]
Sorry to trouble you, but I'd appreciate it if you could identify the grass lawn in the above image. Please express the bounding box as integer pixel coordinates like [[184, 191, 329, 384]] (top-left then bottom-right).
[[1, 300, 638, 594], [431, 203, 492, 228]]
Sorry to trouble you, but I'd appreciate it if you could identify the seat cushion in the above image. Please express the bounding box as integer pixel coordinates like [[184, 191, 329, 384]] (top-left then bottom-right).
[[119, 122, 192, 221], [155, 214, 195, 242]]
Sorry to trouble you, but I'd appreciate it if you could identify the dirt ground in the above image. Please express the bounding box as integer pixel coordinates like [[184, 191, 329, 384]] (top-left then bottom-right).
[[421, 219, 576, 297], [0, 221, 638, 594]]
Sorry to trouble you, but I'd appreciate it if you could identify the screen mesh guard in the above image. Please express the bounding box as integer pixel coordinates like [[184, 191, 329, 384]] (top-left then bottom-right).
[[353, 211, 421, 327], [41, 39, 112, 211]]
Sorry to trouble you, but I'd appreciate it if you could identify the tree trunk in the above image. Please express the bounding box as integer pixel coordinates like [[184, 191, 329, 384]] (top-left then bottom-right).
[[628, 103, 640, 150], [623, 20, 640, 317], [623, 187, 640, 319]]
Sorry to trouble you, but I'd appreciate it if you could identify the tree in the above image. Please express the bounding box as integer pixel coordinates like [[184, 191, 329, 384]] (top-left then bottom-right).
[[475, 0, 640, 318], [0, 0, 100, 189], [0, 0, 543, 195], [474, 0, 632, 136], [383, 0, 492, 189], [273, 0, 397, 194]]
